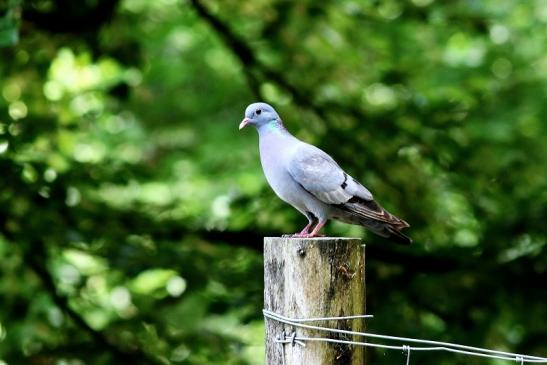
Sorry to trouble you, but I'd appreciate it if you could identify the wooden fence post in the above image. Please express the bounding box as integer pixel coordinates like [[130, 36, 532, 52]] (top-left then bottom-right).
[[264, 237, 366, 365]]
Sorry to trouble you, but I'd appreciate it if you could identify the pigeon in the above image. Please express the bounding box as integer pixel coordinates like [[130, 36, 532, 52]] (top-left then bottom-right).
[[239, 102, 411, 245]]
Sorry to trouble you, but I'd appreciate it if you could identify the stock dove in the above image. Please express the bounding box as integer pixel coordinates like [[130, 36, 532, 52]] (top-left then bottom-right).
[[239, 102, 411, 244]]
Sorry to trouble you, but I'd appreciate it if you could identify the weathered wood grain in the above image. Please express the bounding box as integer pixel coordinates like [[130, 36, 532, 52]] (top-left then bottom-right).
[[264, 237, 366, 365]]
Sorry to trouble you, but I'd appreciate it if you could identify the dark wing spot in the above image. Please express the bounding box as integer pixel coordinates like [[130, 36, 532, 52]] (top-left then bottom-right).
[[340, 173, 348, 189]]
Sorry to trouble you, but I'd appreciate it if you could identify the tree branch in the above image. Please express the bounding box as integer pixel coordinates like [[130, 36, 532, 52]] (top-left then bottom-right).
[[188, 0, 261, 99], [188, 0, 330, 118]]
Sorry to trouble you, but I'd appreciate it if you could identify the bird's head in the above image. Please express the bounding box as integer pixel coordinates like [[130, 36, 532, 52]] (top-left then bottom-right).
[[239, 102, 280, 130]]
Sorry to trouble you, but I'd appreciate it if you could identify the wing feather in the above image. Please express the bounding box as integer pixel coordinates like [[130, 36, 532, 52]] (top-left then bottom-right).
[[342, 197, 409, 228], [287, 143, 372, 205], [285, 143, 411, 244], [287, 143, 409, 230]]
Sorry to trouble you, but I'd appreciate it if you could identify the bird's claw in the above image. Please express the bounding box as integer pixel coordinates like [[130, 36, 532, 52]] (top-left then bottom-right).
[[285, 233, 325, 238]]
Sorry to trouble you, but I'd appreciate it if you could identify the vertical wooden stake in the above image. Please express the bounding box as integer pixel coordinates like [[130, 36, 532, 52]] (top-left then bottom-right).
[[264, 237, 366, 365]]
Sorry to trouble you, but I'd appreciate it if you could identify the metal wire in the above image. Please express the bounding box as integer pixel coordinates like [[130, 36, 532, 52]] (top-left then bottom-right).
[[264, 310, 547, 363], [403, 345, 411, 365], [282, 314, 373, 322]]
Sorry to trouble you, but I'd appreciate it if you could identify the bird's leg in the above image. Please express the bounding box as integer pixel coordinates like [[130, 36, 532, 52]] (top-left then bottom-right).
[[295, 222, 313, 236], [307, 220, 326, 237], [283, 223, 312, 238], [286, 212, 316, 237], [291, 220, 326, 238]]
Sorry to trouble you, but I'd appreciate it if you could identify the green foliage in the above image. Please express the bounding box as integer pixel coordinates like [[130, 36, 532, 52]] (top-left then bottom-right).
[[0, 0, 20, 47], [0, 0, 546, 364]]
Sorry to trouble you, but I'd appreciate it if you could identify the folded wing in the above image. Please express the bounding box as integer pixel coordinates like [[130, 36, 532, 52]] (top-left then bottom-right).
[[287, 143, 372, 204], [287, 143, 411, 244]]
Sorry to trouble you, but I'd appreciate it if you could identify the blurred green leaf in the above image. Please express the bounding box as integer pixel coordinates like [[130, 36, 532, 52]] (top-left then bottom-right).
[[130, 269, 178, 295], [0, 2, 19, 47]]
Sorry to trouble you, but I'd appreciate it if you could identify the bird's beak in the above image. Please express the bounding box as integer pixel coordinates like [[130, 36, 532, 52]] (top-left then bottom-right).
[[239, 118, 251, 130]]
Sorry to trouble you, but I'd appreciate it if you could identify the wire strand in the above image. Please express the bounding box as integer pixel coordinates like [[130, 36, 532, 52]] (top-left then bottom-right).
[[264, 310, 547, 363]]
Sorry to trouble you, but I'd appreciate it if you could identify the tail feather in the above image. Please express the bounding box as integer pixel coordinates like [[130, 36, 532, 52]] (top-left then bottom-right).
[[386, 226, 412, 245], [335, 197, 412, 245]]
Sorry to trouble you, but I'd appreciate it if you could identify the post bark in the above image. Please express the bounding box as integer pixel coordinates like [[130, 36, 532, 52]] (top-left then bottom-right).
[[264, 237, 366, 365]]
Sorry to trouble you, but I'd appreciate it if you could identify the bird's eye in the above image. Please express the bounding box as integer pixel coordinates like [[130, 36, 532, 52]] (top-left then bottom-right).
[[256, 109, 262, 115]]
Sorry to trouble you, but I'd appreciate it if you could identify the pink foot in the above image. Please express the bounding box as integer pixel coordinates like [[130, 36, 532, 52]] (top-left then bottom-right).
[[282, 222, 313, 237], [282, 233, 324, 238], [299, 233, 325, 238], [298, 223, 312, 235], [283, 221, 326, 238], [291, 233, 315, 238], [308, 221, 326, 237], [289, 232, 326, 238]]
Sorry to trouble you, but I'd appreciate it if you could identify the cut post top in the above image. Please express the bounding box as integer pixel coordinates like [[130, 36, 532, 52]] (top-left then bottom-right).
[[264, 236, 362, 241]]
